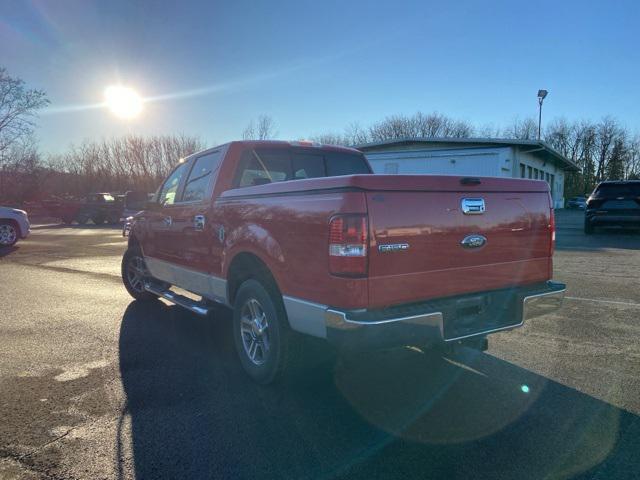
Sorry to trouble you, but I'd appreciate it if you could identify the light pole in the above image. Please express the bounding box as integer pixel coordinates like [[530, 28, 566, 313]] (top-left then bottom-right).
[[537, 89, 548, 140]]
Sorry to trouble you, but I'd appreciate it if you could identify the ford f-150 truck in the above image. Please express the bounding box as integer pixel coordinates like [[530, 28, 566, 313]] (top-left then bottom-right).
[[122, 140, 565, 383]]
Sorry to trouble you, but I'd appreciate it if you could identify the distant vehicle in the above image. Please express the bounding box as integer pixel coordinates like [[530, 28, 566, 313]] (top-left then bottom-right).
[[121, 140, 565, 384], [585, 181, 640, 234], [566, 196, 587, 209], [121, 191, 151, 236], [41, 193, 124, 225], [0, 207, 30, 247]]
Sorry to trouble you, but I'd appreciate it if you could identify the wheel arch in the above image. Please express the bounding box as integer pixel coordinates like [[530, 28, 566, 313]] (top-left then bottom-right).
[[0, 218, 20, 238], [226, 251, 284, 310]]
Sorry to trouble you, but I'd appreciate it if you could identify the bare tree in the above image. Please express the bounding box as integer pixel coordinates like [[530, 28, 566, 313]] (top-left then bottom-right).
[[594, 116, 620, 182], [243, 115, 277, 140], [0, 68, 49, 160], [366, 111, 475, 142], [46, 134, 205, 198], [310, 132, 348, 146], [504, 117, 538, 140], [344, 122, 370, 145]]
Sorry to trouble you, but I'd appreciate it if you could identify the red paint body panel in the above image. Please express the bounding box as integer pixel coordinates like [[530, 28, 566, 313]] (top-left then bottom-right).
[[134, 140, 554, 312], [217, 191, 369, 309], [366, 190, 552, 308]]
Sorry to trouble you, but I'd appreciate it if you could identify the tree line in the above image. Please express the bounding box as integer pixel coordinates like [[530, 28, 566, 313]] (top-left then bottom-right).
[[1, 67, 638, 206], [308, 112, 640, 197]]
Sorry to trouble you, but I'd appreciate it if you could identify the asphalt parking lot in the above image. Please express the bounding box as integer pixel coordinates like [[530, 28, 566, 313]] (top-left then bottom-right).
[[0, 210, 639, 480]]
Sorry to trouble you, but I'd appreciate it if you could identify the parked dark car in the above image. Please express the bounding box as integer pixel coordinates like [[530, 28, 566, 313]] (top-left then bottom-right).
[[40, 193, 124, 225], [585, 181, 640, 234], [566, 196, 587, 210]]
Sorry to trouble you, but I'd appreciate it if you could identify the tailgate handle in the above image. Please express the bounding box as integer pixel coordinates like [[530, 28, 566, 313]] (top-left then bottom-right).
[[461, 198, 485, 215]]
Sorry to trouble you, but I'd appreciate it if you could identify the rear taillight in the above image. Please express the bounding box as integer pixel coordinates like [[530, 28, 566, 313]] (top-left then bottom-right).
[[328, 214, 368, 276]]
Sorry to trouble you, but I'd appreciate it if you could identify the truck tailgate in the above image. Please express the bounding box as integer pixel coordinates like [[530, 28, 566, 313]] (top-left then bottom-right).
[[366, 176, 552, 309]]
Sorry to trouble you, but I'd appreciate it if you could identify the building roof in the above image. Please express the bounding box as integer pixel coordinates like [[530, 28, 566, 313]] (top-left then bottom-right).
[[356, 137, 579, 171]]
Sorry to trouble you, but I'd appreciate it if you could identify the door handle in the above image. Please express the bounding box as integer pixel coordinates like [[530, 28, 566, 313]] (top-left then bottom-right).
[[163, 216, 172, 226], [194, 215, 205, 231]]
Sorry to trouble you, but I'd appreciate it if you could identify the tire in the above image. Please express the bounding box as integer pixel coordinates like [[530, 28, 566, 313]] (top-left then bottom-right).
[[121, 246, 158, 301], [0, 220, 19, 247], [584, 219, 594, 235], [92, 214, 106, 225], [76, 214, 89, 225], [233, 279, 300, 384], [61, 215, 74, 225]]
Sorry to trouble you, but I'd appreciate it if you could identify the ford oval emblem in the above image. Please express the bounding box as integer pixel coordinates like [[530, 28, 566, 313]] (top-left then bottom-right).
[[461, 234, 487, 249]]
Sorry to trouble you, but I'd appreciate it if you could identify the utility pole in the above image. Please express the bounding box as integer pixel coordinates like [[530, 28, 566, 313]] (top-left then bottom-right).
[[537, 89, 548, 140]]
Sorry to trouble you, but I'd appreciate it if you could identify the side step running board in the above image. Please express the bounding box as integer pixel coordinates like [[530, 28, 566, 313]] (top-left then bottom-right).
[[144, 281, 210, 316]]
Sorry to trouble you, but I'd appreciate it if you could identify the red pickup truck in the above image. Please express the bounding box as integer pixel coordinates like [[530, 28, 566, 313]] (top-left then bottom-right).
[[122, 140, 565, 383]]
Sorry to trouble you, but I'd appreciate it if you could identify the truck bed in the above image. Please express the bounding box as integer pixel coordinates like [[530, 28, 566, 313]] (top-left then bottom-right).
[[220, 174, 553, 310]]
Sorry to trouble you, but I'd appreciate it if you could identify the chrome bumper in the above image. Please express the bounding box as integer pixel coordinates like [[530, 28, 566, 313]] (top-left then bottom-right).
[[522, 285, 566, 322], [324, 281, 566, 349]]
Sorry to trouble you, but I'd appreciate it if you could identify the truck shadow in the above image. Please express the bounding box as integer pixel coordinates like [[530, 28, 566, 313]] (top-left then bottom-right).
[[118, 301, 639, 480]]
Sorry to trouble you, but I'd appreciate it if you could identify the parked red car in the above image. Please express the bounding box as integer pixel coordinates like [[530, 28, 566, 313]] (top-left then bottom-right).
[[122, 140, 565, 383]]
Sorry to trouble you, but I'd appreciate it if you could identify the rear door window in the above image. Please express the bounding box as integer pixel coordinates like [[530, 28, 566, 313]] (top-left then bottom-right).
[[182, 149, 223, 202]]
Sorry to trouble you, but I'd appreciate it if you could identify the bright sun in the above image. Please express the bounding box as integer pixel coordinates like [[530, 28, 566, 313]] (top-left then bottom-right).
[[104, 85, 143, 119]]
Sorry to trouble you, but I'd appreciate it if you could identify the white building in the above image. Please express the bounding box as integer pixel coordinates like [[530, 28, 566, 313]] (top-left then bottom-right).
[[358, 138, 578, 208]]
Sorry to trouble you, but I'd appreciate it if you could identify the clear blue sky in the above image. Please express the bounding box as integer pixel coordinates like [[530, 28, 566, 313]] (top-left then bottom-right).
[[1, 0, 638, 153]]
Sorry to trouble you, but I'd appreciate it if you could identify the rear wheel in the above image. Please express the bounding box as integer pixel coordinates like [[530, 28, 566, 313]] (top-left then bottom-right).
[[76, 213, 89, 225], [92, 213, 106, 225], [233, 279, 300, 384], [0, 221, 18, 247], [121, 246, 158, 301]]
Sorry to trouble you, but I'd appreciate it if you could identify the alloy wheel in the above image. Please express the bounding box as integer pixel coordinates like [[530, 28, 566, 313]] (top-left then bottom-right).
[[240, 298, 271, 366], [0, 224, 17, 246], [126, 255, 148, 293]]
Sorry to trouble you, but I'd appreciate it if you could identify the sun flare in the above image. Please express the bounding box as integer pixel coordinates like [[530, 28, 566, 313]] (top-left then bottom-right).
[[104, 85, 143, 119]]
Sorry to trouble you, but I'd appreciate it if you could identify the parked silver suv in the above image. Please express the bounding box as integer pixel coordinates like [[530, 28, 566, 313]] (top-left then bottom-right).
[[0, 207, 30, 247]]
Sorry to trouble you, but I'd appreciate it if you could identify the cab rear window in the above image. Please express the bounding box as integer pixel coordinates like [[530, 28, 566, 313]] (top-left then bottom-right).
[[233, 148, 371, 188]]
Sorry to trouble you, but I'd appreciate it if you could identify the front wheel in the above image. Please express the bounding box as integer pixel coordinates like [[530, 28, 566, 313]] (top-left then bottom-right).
[[0, 221, 19, 247], [233, 279, 299, 384], [121, 246, 158, 301]]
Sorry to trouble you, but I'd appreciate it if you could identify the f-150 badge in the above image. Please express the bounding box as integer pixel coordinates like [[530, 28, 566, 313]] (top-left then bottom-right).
[[378, 243, 410, 253]]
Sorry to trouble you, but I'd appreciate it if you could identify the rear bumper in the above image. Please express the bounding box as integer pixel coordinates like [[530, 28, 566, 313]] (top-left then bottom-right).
[[586, 211, 640, 224], [324, 281, 566, 350]]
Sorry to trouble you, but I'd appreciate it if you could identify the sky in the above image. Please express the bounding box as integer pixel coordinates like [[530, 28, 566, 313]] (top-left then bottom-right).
[[1, 0, 639, 154]]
